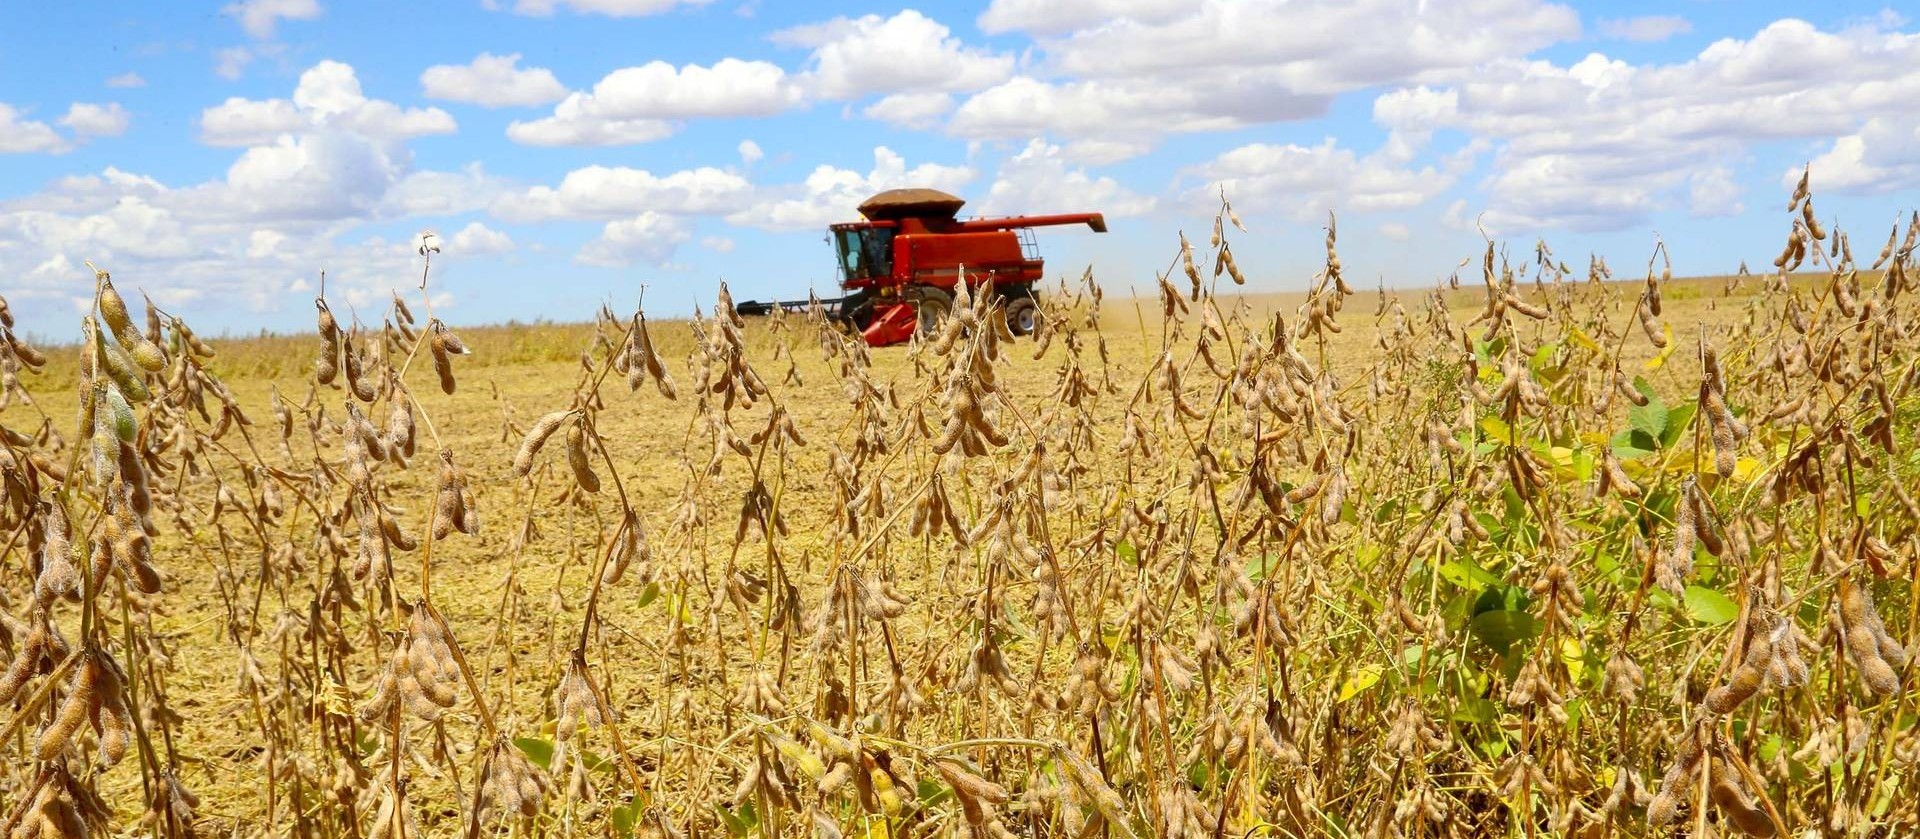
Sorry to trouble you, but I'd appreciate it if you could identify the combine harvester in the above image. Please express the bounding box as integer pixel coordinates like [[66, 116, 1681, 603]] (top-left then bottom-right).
[[736, 188, 1106, 347]]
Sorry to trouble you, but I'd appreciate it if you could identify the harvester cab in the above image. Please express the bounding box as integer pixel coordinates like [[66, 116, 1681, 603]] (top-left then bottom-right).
[[736, 188, 1105, 347]]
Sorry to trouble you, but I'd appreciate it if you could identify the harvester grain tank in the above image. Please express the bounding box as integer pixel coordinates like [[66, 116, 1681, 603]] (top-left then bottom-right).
[[736, 188, 1106, 347]]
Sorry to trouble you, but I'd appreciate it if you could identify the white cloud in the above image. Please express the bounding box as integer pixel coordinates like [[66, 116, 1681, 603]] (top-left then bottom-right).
[[380, 163, 513, 218], [977, 0, 1190, 36], [1181, 138, 1457, 221], [737, 139, 763, 164], [199, 97, 303, 144], [1059, 139, 1153, 165], [726, 147, 974, 232], [60, 103, 131, 137], [951, 75, 1327, 142], [224, 0, 322, 39], [192, 131, 405, 222], [700, 235, 735, 253], [0, 65, 498, 324], [0, 170, 420, 317], [448, 221, 516, 255], [105, 73, 147, 89], [1803, 117, 1920, 194], [863, 92, 953, 130], [508, 59, 799, 146], [512, 0, 710, 17], [4, 168, 166, 214], [1599, 15, 1692, 43], [1031, 0, 1578, 89], [1379, 222, 1411, 241], [1688, 167, 1744, 217], [421, 53, 568, 107], [953, 0, 1577, 143], [201, 60, 456, 147], [976, 139, 1155, 217], [577, 212, 690, 266], [505, 100, 673, 146], [495, 165, 752, 222], [215, 47, 256, 81], [0, 104, 67, 154], [1372, 18, 1920, 229], [779, 10, 1013, 99]]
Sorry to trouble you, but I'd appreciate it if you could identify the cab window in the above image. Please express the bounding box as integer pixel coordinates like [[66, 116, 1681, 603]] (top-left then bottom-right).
[[836, 228, 893, 279]]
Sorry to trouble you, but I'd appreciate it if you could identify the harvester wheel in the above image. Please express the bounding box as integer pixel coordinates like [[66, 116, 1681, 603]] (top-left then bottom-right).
[[905, 286, 952, 337], [1005, 297, 1038, 336]]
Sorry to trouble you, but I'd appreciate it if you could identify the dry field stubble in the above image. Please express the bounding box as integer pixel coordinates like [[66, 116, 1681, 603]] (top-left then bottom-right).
[[0, 179, 1917, 838]]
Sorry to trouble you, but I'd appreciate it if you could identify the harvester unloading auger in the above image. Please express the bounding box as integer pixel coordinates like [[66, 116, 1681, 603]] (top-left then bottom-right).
[[736, 188, 1106, 347]]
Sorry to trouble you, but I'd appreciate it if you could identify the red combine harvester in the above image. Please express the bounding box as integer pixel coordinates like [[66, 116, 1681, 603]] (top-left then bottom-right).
[[736, 188, 1106, 347]]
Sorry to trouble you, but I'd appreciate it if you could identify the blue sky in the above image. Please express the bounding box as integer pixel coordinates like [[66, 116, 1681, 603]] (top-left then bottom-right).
[[2, 0, 1916, 335]]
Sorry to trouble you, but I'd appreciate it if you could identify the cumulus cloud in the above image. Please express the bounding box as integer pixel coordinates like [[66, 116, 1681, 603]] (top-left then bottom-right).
[[0, 104, 67, 154], [421, 53, 568, 107], [977, 0, 1190, 36], [737, 139, 763, 164], [494, 165, 753, 222], [511, 0, 711, 17], [862, 92, 953, 130], [952, 75, 1327, 141], [778, 10, 1013, 99], [1688, 167, 1744, 217], [726, 147, 973, 231], [508, 59, 799, 146], [201, 60, 457, 147], [1802, 117, 1920, 194], [0, 61, 502, 325], [215, 46, 257, 81], [953, 0, 1577, 145], [1181, 138, 1458, 221], [224, 0, 322, 39], [0, 168, 430, 318], [190, 132, 406, 222], [448, 221, 516, 255], [577, 212, 690, 266], [976, 139, 1156, 217], [1372, 18, 1920, 229], [1599, 15, 1692, 43], [380, 163, 513, 218], [1058, 139, 1154, 166], [61, 103, 131, 137]]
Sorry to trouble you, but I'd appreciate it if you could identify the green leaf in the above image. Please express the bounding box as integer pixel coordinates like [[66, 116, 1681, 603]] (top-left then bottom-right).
[[1610, 428, 1658, 461], [1469, 609, 1539, 654], [612, 803, 640, 835], [1116, 540, 1140, 567], [1659, 402, 1697, 450], [715, 805, 750, 838], [917, 777, 953, 807], [1529, 341, 1560, 374], [1569, 447, 1596, 482], [1683, 585, 1739, 625], [636, 581, 661, 608], [1628, 379, 1668, 440], [513, 737, 555, 771], [1480, 415, 1517, 446], [1438, 559, 1502, 590], [1451, 697, 1499, 725], [1354, 543, 1382, 571], [1186, 760, 1217, 791], [1245, 553, 1278, 582]]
